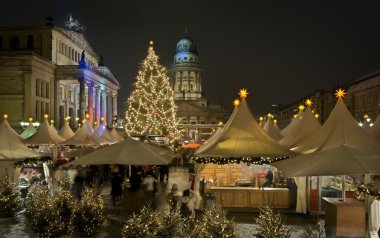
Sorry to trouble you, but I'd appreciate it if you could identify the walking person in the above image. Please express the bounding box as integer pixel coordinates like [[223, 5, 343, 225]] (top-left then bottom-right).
[[111, 172, 124, 206], [167, 183, 180, 210], [142, 171, 157, 202]]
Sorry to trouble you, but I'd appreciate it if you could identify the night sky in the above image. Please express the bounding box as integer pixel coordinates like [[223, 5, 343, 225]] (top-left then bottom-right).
[[2, 1, 380, 115]]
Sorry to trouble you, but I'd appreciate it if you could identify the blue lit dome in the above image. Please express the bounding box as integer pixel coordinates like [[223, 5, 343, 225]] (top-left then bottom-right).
[[176, 37, 197, 54], [174, 36, 199, 65]]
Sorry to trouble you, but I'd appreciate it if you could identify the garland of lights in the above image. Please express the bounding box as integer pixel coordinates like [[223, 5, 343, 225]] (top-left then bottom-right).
[[192, 156, 289, 165], [125, 43, 180, 147], [355, 184, 380, 201]]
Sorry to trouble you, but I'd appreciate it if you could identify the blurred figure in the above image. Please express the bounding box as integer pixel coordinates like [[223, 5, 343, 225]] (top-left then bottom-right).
[[167, 183, 180, 210], [129, 169, 142, 192], [111, 172, 124, 206], [142, 171, 156, 201], [262, 169, 274, 187]]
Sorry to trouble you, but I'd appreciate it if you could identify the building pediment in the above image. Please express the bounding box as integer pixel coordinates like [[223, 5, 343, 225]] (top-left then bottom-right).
[[56, 27, 98, 58]]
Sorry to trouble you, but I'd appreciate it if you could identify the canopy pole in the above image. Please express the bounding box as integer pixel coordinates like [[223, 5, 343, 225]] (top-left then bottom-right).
[[341, 175, 346, 202]]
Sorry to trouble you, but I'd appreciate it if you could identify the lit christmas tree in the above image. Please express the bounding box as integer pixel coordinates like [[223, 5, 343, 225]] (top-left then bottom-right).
[[125, 41, 180, 146], [0, 175, 22, 217]]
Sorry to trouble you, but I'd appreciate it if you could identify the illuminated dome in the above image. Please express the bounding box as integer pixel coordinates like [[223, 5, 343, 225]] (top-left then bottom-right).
[[174, 36, 199, 65], [176, 37, 197, 54]]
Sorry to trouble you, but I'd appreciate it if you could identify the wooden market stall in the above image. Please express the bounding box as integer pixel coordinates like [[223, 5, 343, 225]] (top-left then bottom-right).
[[193, 89, 294, 208]]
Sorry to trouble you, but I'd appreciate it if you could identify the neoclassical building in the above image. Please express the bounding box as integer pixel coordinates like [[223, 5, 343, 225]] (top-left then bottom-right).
[[0, 17, 119, 131], [345, 71, 380, 123], [169, 34, 225, 141]]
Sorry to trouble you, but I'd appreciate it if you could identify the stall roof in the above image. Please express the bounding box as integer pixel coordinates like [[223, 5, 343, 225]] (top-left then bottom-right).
[[279, 107, 321, 149], [263, 118, 283, 141], [23, 119, 65, 144], [0, 119, 41, 160], [60, 121, 107, 145], [272, 97, 380, 176], [195, 98, 294, 158], [58, 122, 75, 140], [280, 110, 303, 137], [368, 114, 380, 141], [1, 118, 23, 141]]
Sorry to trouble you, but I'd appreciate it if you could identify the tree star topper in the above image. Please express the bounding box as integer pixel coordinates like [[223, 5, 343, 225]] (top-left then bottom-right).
[[239, 88, 249, 99], [335, 88, 346, 99], [298, 105, 305, 111], [305, 99, 313, 107], [233, 99, 240, 107]]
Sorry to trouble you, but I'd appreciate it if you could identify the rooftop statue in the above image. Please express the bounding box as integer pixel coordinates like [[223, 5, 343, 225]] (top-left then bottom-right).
[[64, 14, 86, 32]]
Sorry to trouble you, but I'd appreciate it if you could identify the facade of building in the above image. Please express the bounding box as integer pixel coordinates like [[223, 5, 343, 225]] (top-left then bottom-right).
[[344, 71, 380, 123], [169, 34, 225, 141], [0, 19, 119, 131], [272, 90, 335, 129]]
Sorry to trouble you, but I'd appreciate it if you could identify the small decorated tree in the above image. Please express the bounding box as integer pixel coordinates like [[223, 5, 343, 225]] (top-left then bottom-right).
[[121, 205, 160, 237], [125, 41, 180, 148], [254, 204, 292, 238], [0, 175, 22, 217], [54, 178, 76, 233], [25, 183, 62, 237], [201, 204, 236, 238], [155, 207, 184, 237], [71, 186, 105, 236]]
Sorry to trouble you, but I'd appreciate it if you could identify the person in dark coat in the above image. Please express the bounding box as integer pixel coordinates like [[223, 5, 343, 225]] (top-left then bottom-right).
[[111, 173, 124, 206], [129, 170, 142, 192]]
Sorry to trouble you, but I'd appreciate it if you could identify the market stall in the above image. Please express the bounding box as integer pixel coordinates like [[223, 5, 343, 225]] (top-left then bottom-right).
[[194, 89, 294, 208], [272, 89, 380, 237]]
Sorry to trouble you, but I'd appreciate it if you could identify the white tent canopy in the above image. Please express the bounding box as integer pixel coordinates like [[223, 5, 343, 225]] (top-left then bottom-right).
[[65, 138, 174, 166], [263, 118, 283, 141], [280, 110, 303, 137], [20, 123, 37, 139], [111, 127, 125, 141], [60, 121, 106, 145], [272, 98, 380, 176], [58, 122, 75, 140], [279, 107, 321, 149], [1, 118, 23, 141], [102, 128, 119, 144], [195, 98, 294, 158], [0, 120, 41, 160], [368, 114, 380, 141], [24, 119, 65, 145], [0, 119, 41, 180]]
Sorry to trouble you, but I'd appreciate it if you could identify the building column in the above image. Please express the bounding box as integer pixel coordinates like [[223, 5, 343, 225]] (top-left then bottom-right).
[[87, 83, 94, 126], [101, 90, 107, 124], [53, 79, 59, 126], [107, 92, 112, 125], [95, 86, 101, 126], [112, 92, 118, 118], [79, 79, 86, 122]]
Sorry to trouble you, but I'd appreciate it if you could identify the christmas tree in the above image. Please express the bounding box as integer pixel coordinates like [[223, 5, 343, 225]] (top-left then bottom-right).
[[26, 183, 62, 237], [54, 179, 76, 233], [125, 41, 180, 146], [201, 204, 236, 238], [71, 186, 105, 236], [0, 175, 22, 217], [254, 204, 292, 238]]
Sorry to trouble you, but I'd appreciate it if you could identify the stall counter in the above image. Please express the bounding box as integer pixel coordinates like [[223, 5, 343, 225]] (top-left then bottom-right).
[[206, 186, 289, 208]]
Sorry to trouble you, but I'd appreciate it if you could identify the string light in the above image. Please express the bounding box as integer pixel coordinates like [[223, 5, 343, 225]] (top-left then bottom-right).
[[298, 105, 305, 111], [233, 99, 240, 107]]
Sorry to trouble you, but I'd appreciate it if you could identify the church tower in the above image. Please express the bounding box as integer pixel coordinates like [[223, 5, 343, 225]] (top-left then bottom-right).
[[170, 33, 206, 106]]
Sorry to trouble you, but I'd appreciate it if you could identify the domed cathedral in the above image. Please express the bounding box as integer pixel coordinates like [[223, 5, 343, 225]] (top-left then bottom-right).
[[169, 32, 225, 142]]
